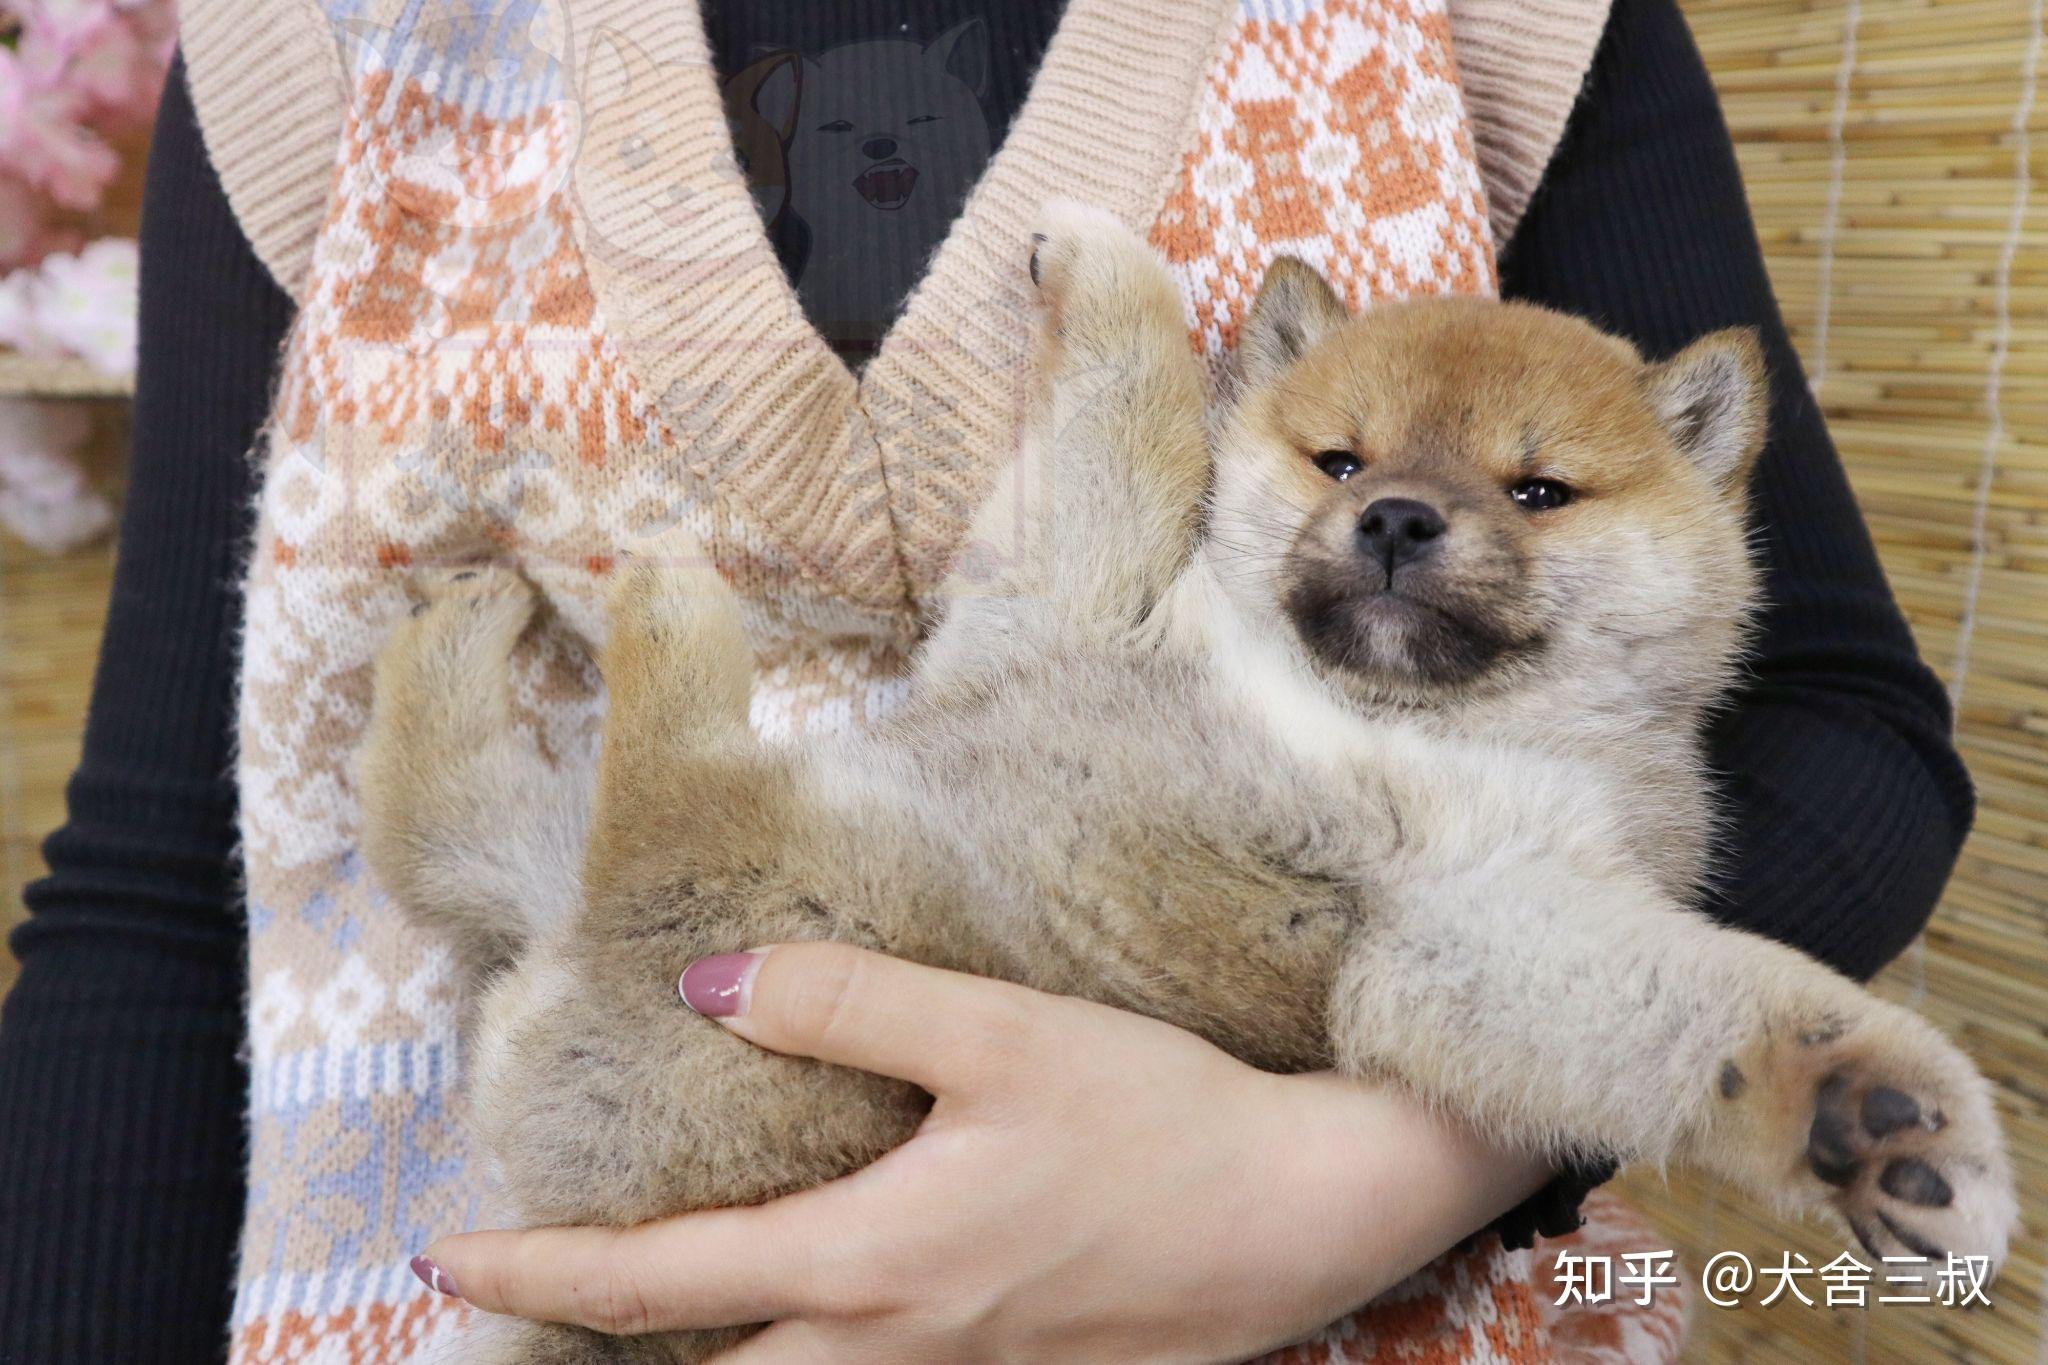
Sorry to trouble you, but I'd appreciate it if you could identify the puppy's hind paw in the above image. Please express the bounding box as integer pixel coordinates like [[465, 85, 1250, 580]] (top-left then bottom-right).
[[403, 561, 537, 639]]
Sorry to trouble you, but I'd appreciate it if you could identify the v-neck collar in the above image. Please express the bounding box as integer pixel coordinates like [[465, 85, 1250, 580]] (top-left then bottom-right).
[[568, 0, 1238, 620]]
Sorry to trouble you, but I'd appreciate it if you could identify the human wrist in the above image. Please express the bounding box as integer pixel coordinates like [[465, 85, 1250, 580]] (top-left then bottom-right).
[[1491, 1153, 1620, 1250], [1267, 1072, 1553, 1297]]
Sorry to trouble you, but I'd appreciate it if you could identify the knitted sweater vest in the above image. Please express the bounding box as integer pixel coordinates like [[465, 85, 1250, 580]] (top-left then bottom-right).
[[176, 1, 1694, 1360]]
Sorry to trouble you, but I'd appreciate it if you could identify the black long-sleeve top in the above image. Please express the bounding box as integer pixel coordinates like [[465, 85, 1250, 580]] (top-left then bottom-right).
[[0, 2, 1972, 1360]]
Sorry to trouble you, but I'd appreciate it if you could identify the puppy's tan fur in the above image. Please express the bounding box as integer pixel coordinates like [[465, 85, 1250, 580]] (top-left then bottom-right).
[[360, 204, 2015, 1363]]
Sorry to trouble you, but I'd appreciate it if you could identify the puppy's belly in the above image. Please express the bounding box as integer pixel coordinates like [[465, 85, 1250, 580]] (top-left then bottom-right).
[[468, 819, 1357, 1238], [470, 925, 927, 1232], [984, 840, 1363, 1074]]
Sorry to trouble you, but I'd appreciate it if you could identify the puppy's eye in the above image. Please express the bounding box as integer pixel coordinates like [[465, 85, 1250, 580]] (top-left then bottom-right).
[[1314, 449, 1361, 482], [1508, 478, 1574, 511], [818, 119, 854, 133], [909, 114, 941, 124]]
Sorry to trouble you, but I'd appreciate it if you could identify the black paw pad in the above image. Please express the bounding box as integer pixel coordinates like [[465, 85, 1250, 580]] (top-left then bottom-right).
[[1876, 1209, 1945, 1259], [1808, 1074, 1857, 1185], [1879, 1157, 1953, 1208], [1861, 1086, 1922, 1137]]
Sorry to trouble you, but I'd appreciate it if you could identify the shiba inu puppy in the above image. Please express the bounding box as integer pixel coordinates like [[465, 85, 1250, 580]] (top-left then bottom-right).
[[361, 205, 2016, 1363]]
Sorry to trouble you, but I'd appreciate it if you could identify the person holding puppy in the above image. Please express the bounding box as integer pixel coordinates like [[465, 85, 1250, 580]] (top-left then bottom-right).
[[0, 1, 1974, 1362]]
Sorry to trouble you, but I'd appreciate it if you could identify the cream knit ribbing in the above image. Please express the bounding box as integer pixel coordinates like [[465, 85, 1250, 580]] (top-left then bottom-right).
[[1450, 0, 1614, 245]]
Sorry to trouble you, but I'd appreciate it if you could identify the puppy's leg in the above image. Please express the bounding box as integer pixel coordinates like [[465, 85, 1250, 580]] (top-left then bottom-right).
[[1334, 875, 2015, 1270], [360, 565, 585, 985], [583, 542, 760, 907], [1027, 200, 1212, 626], [457, 1313, 748, 1364], [927, 203, 1208, 677]]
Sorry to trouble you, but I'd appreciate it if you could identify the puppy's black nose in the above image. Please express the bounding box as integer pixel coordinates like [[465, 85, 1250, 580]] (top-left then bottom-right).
[[863, 137, 899, 160], [1357, 497, 1447, 574]]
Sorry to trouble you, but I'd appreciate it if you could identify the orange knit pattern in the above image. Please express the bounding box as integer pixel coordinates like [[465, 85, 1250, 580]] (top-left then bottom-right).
[[1151, 0, 1495, 357]]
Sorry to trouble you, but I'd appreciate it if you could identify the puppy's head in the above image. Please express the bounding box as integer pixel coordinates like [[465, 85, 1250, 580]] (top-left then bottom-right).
[[1213, 259, 1766, 712]]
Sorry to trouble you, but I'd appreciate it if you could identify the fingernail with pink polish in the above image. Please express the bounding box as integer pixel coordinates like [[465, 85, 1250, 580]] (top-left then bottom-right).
[[410, 1253, 461, 1299], [679, 950, 765, 1017]]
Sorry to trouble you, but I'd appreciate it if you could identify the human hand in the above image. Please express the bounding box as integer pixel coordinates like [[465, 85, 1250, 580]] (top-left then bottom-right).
[[415, 943, 1551, 1363]]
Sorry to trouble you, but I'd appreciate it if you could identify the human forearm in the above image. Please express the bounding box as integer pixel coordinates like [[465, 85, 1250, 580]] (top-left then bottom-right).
[[1703, 695, 1968, 981]]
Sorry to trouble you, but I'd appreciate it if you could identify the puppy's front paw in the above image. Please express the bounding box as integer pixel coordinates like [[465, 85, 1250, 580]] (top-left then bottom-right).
[[1805, 1046, 2014, 1270], [1028, 200, 1183, 358], [1028, 201, 1133, 295], [363, 562, 539, 849], [1720, 1009, 2016, 1271]]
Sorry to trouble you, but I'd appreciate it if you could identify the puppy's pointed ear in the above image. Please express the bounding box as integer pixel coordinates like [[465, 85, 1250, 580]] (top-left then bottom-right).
[[1238, 257, 1348, 387], [1647, 328, 1767, 491]]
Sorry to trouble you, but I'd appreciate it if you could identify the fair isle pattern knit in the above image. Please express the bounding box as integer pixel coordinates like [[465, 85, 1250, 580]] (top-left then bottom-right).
[[1153, 0, 1494, 355], [209, 1, 1669, 1361]]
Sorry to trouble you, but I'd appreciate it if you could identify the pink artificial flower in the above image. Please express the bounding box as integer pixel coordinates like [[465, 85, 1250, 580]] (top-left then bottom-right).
[[0, 396, 114, 553], [48, 1, 173, 127], [16, 0, 118, 54], [62, 14, 144, 109], [29, 237, 138, 374], [0, 0, 173, 207], [0, 43, 121, 209], [0, 174, 53, 271]]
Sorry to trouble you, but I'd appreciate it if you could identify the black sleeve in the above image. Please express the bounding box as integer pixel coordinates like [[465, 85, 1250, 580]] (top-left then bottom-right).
[[0, 56, 294, 1364], [1486, 0, 1971, 1246]]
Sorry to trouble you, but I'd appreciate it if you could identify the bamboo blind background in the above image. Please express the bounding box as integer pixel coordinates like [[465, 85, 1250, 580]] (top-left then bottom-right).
[[1619, 2, 2047, 1361], [0, 4, 2044, 1360]]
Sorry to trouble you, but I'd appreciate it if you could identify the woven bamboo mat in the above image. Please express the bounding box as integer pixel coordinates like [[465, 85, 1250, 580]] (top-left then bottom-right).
[[1613, 3, 2047, 1362]]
